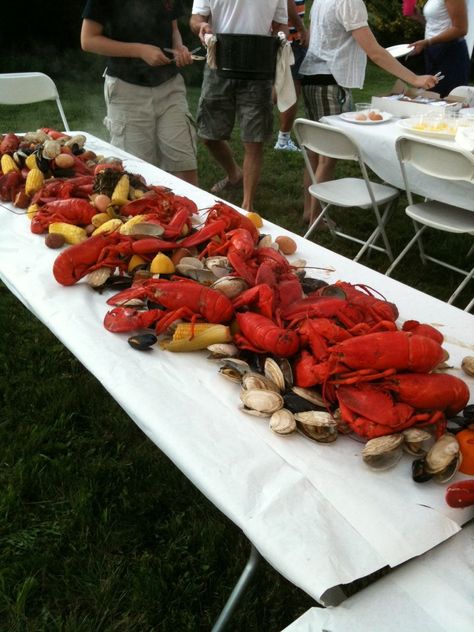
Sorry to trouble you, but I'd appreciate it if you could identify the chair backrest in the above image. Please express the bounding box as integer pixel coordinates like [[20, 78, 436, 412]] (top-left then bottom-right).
[[0, 72, 70, 131], [294, 118, 360, 161], [395, 134, 474, 205]]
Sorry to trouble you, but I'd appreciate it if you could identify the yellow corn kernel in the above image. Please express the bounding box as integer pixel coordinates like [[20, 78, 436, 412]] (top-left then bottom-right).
[[24, 168, 45, 197], [25, 153, 38, 170], [160, 323, 232, 352], [119, 214, 147, 235], [92, 218, 123, 236], [91, 212, 111, 228], [1, 154, 20, 174], [150, 253, 175, 274], [27, 203, 39, 220], [110, 174, 129, 205], [49, 222, 88, 245]]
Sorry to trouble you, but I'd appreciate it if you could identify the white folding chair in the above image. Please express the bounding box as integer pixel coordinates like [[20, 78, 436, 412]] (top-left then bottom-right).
[[385, 135, 474, 311], [293, 118, 399, 263], [0, 72, 70, 132]]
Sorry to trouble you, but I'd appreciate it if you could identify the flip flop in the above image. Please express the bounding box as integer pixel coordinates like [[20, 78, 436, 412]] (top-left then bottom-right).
[[210, 176, 243, 195]]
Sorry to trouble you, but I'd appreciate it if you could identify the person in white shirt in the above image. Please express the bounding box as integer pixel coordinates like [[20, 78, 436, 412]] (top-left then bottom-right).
[[409, 0, 469, 96], [299, 0, 440, 226], [190, 0, 288, 212]]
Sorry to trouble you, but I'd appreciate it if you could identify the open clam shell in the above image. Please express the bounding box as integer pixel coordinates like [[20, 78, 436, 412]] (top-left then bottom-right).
[[242, 372, 280, 393], [218, 358, 251, 383], [362, 434, 404, 471], [211, 276, 248, 299], [270, 409, 297, 435], [294, 411, 338, 443], [264, 358, 286, 392], [240, 388, 284, 417], [402, 428, 432, 456], [424, 433, 462, 483], [207, 343, 239, 359]]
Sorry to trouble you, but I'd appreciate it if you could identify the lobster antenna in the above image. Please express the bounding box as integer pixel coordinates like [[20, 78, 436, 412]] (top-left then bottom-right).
[[0, 202, 28, 215]]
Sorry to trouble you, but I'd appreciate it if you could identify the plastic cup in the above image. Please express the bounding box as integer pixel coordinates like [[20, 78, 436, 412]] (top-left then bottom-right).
[[355, 103, 372, 112]]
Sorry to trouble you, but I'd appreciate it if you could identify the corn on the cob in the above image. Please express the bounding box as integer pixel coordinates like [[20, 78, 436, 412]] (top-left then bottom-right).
[[25, 168, 45, 197], [119, 214, 147, 235], [27, 203, 39, 220], [91, 212, 111, 228], [25, 153, 38, 170], [49, 222, 88, 245], [160, 324, 232, 352], [110, 174, 130, 205], [92, 218, 123, 236], [1, 154, 20, 174]]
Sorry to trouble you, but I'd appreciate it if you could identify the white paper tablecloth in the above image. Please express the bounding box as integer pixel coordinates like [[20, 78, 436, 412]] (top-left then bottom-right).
[[283, 521, 474, 632], [322, 115, 474, 212], [1, 133, 473, 606]]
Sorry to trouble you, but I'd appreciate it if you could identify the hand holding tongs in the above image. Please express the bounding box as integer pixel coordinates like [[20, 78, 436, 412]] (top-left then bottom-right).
[[163, 46, 204, 62]]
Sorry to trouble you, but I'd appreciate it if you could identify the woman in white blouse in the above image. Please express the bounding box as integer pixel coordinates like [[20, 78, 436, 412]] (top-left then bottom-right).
[[409, 0, 469, 96], [298, 0, 439, 225]]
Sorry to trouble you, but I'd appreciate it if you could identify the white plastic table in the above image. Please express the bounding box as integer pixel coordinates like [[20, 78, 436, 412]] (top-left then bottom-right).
[[1, 133, 473, 613], [322, 114, 474, 212]]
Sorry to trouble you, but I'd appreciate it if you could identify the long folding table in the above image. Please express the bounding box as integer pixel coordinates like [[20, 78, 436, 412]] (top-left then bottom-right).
[[1, 133, 473, 626]]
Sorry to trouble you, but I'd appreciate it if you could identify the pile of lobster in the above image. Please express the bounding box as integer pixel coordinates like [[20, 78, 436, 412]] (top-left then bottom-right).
[[6, 131, 472, 504]]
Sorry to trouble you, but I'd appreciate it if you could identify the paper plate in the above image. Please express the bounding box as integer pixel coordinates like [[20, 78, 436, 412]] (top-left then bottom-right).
[[340, 111, 393, 125], [397, 118, 457, 139], [386, 43, 414, 58]]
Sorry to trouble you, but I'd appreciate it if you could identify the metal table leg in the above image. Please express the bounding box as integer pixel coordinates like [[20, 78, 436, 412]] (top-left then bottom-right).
[[211, 543, 260, 632]]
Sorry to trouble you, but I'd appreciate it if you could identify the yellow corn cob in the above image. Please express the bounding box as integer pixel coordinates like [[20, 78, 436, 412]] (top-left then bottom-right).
[[110, 174, 130, 205], [92, 218, 123, 236], [119, 214, 147, 235], [91, 212, 110, 228], [49, 222, 88, 245], [25, 168, 45, 197], [25, 153, 38, 170], [1, 154, 20, 174], [160, 324, 232, 352], [27, 203, 39, 220]]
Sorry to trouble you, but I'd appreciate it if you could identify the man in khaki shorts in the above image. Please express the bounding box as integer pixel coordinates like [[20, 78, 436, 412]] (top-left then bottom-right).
[[81, 0, 197, 186], [190, 0, 288, 212]]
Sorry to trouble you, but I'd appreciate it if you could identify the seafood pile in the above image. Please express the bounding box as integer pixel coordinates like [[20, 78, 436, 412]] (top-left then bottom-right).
[[2, 128, 473, 508]]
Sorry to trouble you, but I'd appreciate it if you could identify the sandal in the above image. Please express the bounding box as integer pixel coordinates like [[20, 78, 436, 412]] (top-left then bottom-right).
[[210, 176, 243, 195]]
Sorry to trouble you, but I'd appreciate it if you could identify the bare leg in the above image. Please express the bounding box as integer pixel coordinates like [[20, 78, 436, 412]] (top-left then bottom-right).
[[171, 169, 198, 186], [241, 142, 264, 212], [279, 100, 299, 134], [202, 139, 242, 184]]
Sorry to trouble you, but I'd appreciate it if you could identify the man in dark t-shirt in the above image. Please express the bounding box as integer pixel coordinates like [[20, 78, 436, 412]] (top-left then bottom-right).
[[81, 0, 197, 185]]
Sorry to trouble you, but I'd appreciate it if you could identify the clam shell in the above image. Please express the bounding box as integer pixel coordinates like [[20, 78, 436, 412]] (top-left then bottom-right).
[[402, 428, 432, 456], [211, 276, 248, 299], [240, 388, 284, 415], [258, 235, 273, 249], [294, 411, 338, 443], [218, 358, 251, 383], [362, 434, 404, 471], [42, 140, 61, 159], [425, 433, 461, 482], [461, 356, 474, 377], [241, 372, 280, 393], [264, 358, 285, 392], [128, 222, 165, 238], [205, 256, 230, 277], [87, 266, 113, 288], [127, 333, 157, 350], [207, 343, 239, 359], [291, 387, 325, 408], [270, 409, 296, 435]]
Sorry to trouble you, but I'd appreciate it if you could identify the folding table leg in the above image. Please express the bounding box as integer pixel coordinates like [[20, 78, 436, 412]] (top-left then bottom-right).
[[211, 543, 260, 632]]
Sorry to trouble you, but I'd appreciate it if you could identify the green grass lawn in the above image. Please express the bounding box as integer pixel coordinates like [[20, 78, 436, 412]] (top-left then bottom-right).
[[0, 63, 473, 631]]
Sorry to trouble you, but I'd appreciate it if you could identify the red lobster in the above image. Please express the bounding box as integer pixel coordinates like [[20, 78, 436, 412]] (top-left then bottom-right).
[[445, 480, 474, 508], [0, 133, 20, 155], [31, 198, 97, 233], [31, 176, 94, 204], [234, 312, 300, 358], [293, 331, 446, 388], [52, 220, 230, 286], [335, 373, 469, 439], [104, 277, 234, 334]]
